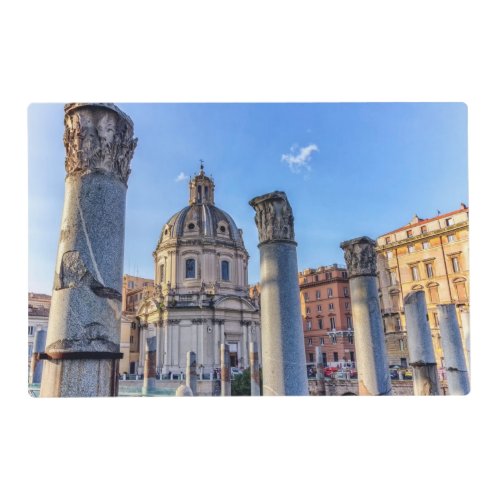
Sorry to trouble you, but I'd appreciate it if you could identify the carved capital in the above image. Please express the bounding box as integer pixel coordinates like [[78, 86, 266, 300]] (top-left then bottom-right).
[[340, 236, 377, 277], [249, 191, 295, 244], [167, 319, 180, 325], [63, 103, 137, 185]]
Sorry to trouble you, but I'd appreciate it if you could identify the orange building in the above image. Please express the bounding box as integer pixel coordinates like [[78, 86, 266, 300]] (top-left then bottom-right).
[[376, 204, 469, 368], [298, 264, 355, 369]]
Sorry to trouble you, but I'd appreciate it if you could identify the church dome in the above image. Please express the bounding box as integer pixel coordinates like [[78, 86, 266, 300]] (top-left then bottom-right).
[[156, 163, 245, 250]]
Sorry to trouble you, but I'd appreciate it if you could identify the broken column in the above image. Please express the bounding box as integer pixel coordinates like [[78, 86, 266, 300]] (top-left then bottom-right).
[[437, 304, 470, 395], [249, 191, 308, 396], [186, 351, 197, 396], [142, 336, 157, 395], [221, 343, 231, 396], [315, 346, 326, 396], [403, 291, 440, 395], [40, 103, 137, 397], [29, 328, 47, 386], [459, 307, 471, 374], [249, 341, 261, 396], [340, 237, 392, 396]]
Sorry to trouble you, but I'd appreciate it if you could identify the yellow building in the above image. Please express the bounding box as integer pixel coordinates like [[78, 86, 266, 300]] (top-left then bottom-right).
[[376, 204, 469, 368], [119, 275, 154, 375]]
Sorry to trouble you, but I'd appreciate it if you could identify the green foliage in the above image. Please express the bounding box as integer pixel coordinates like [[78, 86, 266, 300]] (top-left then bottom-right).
[[231, 368, 251, 396], [231, 368, 263, 396]]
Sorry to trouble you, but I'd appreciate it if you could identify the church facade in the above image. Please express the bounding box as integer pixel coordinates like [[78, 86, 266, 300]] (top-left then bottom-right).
[[134, 165, 261, 377]]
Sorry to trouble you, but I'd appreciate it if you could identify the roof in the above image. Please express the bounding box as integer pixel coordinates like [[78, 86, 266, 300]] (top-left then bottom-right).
[[379, 206, 468, 237], [157, 203, 244, 247]]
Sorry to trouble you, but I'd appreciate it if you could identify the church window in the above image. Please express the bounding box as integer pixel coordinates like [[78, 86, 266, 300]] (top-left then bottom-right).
[[186, 259, 196, 279], [220, 225, 226, 233], [188, 223, 195, 230], [221, 260, 230, 281], [197, 185, 202, 202], [159, 264, 164, 283]]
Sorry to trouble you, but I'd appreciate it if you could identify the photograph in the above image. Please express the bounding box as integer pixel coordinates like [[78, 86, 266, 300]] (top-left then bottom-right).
[[28, 102, 469, 397]]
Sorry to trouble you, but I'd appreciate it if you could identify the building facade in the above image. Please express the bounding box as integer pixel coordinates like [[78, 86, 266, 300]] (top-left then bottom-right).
[[130, 165, 261, 377], [376, 204, 469, 368], [298, 264, 356, 369]]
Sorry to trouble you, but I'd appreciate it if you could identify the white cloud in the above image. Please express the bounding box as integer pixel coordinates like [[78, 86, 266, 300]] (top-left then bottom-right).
[[175, 172, 188, 182], [281, 143, 319, 174]]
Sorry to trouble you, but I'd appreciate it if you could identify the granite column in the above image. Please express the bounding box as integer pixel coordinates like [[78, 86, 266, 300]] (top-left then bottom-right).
[[186, 351, 197, 396], [40, 103, 137, 397], [459, 307, 471, 374], [221, 343, 231, 396], [340, 237, 392, 396], [315, 346, 326, 396], [249, 341, 261, 396], [438, 304, 470, 395], [142, 336, 157, 395], [403, 291, 440, 395], [29, 329, 47, 386], [249, 191, 308, 396]]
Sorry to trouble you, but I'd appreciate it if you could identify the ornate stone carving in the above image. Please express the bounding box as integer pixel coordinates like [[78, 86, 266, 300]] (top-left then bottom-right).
[[340, 237, 377, 277], [63, 103, 137, 185], [249, 191, 295, 244], [167, 319, 181, 325]]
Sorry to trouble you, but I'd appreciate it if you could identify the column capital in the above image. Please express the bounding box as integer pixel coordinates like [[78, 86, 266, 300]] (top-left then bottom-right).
[[249, 191, 296, 244], [340, 236, 377, 277], [63, 103, 138, 185]]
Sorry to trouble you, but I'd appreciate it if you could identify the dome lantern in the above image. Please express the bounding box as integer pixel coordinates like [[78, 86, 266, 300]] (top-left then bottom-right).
[[189, 160, 215, 206]]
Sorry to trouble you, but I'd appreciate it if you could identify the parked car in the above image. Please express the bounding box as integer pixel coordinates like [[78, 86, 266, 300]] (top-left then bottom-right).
[[230, 367, 243, 378], [324, 366, 339, 378]]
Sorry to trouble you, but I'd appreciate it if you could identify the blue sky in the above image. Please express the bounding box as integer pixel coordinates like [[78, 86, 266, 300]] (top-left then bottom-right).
[[28, 103, 468, 294]]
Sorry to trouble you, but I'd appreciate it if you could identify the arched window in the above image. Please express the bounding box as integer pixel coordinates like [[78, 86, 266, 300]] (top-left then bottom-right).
[[221, 260, 230, 281], [185, 258, 196, 279]]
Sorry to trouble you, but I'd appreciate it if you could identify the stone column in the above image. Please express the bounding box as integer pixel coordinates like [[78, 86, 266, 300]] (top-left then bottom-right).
[[249, 191, 308, 396], [186, 351, 197, 396], [315, 346, 326, 396], [40, 103, 137, 397], [249, 341, 261, 396], [221, 343, 231, 396], [438, 304, 470, 395], [403, 291, 440, 395], [340, 237, 392, 396], [29, 329, 47, 385], [242, 321, 249, 369], [459, 308, 471, 374], [138, 325, 145, 375], [142, 336, 157, 395]]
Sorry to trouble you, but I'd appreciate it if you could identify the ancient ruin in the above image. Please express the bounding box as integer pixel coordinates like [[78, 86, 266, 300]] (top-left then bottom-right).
[[40, 103, 137, 397], [249, 191, 308, 396]]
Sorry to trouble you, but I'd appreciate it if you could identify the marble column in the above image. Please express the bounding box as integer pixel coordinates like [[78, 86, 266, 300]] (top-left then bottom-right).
[[221, 343, 231, 396], [437, 304, 470, 395], [340, 237, 392, 396], [29, 329, 47, 385], [459, 308, 471, 375], [315, 346, 326, 396], [249, 341, 261, 396], [249, 191, 308, 396], [403, 291, 440, 395], [40, 103, 137, 397], [142, 335, 157, 395], [186, 351, 197, 396]]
